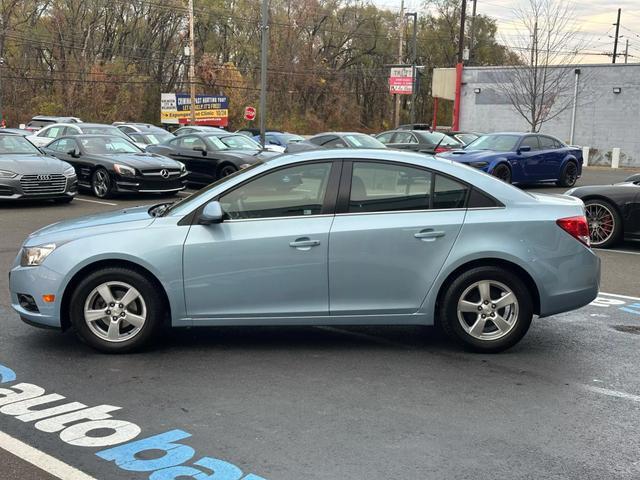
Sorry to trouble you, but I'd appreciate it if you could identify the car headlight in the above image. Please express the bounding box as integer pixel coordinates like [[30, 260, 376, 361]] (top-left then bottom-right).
[[0, 169, 17, 178], [177, 161, 186, 174], [63, 166, 76, 177], [113, 164, 136, 177], [469, 161, 489, 168], [21, 243, 56, 267]]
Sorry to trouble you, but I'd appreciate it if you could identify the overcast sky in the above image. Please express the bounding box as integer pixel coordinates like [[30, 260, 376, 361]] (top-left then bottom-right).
[[377, 0, 640, 64]]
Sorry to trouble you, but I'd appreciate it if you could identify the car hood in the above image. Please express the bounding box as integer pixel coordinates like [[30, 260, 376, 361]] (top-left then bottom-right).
[[99, 152, 181, 169], [0, 154, 71, 175], [221, 149, 279, 161], [437, 149, 507, 163], [26, 205, 154, 246]]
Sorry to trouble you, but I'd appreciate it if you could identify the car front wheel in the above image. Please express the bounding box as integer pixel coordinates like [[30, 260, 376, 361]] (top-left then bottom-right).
[[491, 164, 512, 184], [439, 266, 533, 353], [69, 267, 164, 353], [91, 168, 113, 198]]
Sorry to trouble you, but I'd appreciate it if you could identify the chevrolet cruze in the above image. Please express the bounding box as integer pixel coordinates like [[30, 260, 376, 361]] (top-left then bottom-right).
[[9, 150, 600, 353]]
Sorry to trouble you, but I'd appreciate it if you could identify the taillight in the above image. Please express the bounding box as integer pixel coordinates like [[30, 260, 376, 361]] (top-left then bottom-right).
[[434, 146, 449, 154], [556, 216, 591, 247]]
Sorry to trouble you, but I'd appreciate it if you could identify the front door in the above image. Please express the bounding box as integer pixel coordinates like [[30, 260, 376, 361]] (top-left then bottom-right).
[[329, 161, 466, 315], [517, 135, 545, 180], [183, 161, 340, 319]]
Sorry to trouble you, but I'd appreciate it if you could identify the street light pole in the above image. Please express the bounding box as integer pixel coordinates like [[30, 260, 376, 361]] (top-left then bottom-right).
[[405, 12, 417, 125], [188, 0, 196, 125], [394, 0, 404, 128], [259, 0, 269, 146]]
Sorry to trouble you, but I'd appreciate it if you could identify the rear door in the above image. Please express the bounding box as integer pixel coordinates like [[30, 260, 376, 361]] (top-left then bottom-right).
[[328, 160, 467, 315], [538, 135, 563, 180]]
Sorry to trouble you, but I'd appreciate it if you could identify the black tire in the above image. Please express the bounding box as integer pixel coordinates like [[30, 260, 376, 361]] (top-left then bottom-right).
[[91, 168, 113, 198], [53, 196, 74, 204], [556, 161, 578, 187], [584, 199, 622, 248], [217, 164, 238, 179], [69, 267, 164, 353], [491, 163, 512, 184], [439, 266, 533, 353]]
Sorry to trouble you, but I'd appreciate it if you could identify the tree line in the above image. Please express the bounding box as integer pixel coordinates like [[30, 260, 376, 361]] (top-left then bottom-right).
[[0, 0, 517, 132]]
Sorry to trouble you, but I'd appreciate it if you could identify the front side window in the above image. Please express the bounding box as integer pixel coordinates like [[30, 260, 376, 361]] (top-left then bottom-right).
[[349, 162, 431, 213], [48, 138, 75, 153], [343, 134, 385, 148], [219, 162, 333, 220], [41, 126, 65, 139], [376, 132, 394, 144], [176, 135, 206, 150], [218, 135, 260, 151], [520, 136, 541, 151]]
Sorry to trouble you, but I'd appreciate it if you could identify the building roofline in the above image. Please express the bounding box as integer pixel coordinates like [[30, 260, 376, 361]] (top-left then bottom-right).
[[460, 63, 640, 71]]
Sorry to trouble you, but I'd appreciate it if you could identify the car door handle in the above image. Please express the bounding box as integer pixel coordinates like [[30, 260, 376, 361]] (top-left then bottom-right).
[[414, 229, 445, 241], [289, 238, 321, 250]]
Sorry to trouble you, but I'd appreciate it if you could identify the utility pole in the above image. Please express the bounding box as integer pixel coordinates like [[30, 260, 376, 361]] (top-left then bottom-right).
[[452, 0, 467, 131], [259, 0, 269, 146], [624, 38, 629, 63], [394, 0, 404, 128], [612, 8, 621, 64], [469, 0, 477, 65], [530, 20, 538, 67], [405, 12, 417, 125], [188, 0, 196, 125]]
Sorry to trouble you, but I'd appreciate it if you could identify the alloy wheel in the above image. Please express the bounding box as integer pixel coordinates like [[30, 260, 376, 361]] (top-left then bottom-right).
[[585, 203, 615, 246], [83, 281, 147, 343], [220, 166, 237, 177], [457, 280, 519, 341], [564, 163, 578, 186], [493, 165, 511, 183], [93, 170, 110, 197]]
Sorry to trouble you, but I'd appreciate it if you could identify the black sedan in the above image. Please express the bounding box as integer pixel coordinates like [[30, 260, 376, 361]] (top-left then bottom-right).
[[375, 129, 462, 154], [146, 132, 277, 187], [43, 135, 187, 198], [286, 132, 386, 153], [566, 180, 640, 248]]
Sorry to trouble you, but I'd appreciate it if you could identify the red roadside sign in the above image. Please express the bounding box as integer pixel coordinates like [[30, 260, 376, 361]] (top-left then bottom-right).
[[244, 106, 256, 121]]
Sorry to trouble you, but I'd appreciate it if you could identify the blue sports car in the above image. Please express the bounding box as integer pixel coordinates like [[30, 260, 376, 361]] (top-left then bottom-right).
[[438, 133, 582, 186], [252, 132, 304, 148], [9, 149, 599, 353]]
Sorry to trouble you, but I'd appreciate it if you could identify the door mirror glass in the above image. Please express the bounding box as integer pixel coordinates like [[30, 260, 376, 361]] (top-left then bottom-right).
[[68, 148, 80, 157], [199, 201, 223, 225], [518, 145, 531, 153]]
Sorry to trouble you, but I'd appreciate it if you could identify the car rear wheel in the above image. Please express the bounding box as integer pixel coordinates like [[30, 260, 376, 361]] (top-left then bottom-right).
[[491, 164, 512, 184], [69, 267, 164, 353], [439, 266, 533, 353], [556, 161, 578, 187], [218, 164, 238, 179], [91, 168, 112, 198], [584, 199, 622, 248]]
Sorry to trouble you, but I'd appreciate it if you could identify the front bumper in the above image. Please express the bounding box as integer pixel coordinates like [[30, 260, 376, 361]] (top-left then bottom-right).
[[114, 174, 187, 194], [9, 263, 65, 329], [0, 175, 77, 201]]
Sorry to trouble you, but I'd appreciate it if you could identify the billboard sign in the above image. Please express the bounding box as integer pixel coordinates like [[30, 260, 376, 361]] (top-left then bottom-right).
[[161, 93, 229, 126], [389, 67, 414, 95]]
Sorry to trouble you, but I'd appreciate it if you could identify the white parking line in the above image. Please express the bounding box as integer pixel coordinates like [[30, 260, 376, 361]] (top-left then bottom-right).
[[593, 248, 640, 256], [599, 292, 640, 301], [74, 198, 118, 206], [0, 430, 97, 480], [583, 386, 640, 404]]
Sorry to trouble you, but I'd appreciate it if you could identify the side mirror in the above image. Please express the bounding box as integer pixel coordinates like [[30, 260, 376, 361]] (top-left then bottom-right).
[[68, 148, 81, 158], [518, 145, 531, 153], [199, 201, 223, 225], [193, 146, 207, 156]]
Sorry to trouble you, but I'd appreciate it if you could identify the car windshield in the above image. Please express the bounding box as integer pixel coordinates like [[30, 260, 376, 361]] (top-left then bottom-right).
[[418, 131, 461, 147], [218, 135, 261, 150], [143, 132, 173, 145], [343, 134, 386, 148], [279, 134, 304, 143], [0, 135, 41, 154], [457, 133, 479, 145], [81, 126, 126, 137], [465, 134, 520, 151], [79, 136, 141, 154]]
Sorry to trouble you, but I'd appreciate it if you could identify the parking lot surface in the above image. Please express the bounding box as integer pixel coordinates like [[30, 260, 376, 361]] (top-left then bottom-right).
[[1, 166, 639, 479]]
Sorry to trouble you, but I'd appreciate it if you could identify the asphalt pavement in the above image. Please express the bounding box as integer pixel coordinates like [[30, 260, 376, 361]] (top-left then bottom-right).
[[0, 166, 639, 480]]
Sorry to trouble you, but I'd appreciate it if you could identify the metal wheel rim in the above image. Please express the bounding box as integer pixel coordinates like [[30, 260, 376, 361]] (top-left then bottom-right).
[[494, 166, 510, 182], [93, 170, 109, 197], [585, 203, 615, 246], [84, 281, 147, 343], [457, 280, 519, 341], [565, 163, 577, 185], [220, 166, 236, 177]]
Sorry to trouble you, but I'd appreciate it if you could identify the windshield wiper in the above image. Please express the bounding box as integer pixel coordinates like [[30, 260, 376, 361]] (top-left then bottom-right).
[[148, 202, 174, 217]]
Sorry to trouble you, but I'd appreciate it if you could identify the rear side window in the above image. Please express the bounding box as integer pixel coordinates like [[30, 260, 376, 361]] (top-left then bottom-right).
[[349, 162, 431, 213], [433, 175, 468, 209], [468, 188, 500, 208], [539, 136, 557, 150]]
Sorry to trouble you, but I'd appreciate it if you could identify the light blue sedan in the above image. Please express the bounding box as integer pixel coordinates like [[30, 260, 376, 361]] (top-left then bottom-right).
[[9, 150, 600, 353]]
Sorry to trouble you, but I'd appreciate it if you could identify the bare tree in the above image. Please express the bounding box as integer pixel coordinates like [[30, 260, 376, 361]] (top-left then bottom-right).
[[493, 0, 585, 132]]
